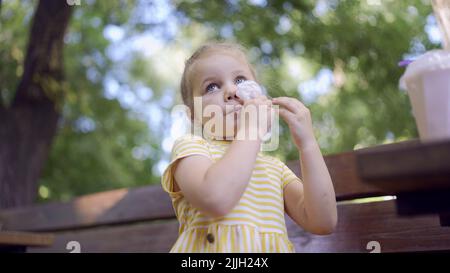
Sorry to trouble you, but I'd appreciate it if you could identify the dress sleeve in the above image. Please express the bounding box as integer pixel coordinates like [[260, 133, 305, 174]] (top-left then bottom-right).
[[161, 135, 212, 198], [281, 162, 302, 190]]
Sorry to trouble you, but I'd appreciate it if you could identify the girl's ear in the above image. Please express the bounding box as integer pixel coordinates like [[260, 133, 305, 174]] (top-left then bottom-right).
[[185, 106, 194, 121]]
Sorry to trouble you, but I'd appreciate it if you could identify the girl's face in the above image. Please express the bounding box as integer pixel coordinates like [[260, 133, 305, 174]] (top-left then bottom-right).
[[189, 50, 256, 139]]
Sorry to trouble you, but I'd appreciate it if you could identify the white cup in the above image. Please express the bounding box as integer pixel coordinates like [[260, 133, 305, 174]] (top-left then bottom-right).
[[400, 50, 450, 141]]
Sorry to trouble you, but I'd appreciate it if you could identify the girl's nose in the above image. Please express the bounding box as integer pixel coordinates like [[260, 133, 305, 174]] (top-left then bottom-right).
[[224, 84, 240, 102]]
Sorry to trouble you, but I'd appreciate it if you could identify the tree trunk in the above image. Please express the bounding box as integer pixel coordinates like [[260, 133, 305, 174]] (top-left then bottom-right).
[[0, 0, 73, 209]]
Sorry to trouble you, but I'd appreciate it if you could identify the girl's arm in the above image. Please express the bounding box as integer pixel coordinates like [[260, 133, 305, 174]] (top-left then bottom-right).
[[273, 97, 337, 234], [284, 142, 337, 235], [174, 139, 261, 217], [174, 96, 272, 218]]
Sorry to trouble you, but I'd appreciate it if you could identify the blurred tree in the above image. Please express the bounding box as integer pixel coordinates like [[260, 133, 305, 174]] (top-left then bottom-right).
[[0, 0, 161, 205], [175, 0, 439, 160], [0, 0, 72, 208], [38, 1, 162, 202]]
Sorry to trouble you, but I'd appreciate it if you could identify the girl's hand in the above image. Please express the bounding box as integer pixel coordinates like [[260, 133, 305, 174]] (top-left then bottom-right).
[[237, 95, 273, 141], [272, 97, 316, 151]]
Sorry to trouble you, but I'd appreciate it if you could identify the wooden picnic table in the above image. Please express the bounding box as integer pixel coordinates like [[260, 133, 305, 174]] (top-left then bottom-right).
[[356, 138, 450, 225], [0, 231, 54, 252]]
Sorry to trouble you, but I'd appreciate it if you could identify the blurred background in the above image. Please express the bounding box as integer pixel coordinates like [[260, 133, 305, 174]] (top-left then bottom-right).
[[0, 0, 443, 206]]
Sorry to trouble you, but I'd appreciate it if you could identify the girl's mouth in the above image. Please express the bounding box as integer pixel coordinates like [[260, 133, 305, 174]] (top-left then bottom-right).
[[225, 105, 243, 115]]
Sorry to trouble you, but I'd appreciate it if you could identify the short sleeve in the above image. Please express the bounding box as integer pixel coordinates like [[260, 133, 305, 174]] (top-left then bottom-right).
[[281, 163, 302, 189], [161, 135, 212, 198]]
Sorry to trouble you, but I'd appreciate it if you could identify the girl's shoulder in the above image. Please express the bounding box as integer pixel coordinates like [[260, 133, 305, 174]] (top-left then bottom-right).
[[258, 153, 285, 168], [170, 134, 213, 159], [173, 134, 209, 148]]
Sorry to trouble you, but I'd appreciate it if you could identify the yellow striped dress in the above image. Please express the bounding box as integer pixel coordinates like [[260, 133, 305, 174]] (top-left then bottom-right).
[[161, 134, 301, 253]]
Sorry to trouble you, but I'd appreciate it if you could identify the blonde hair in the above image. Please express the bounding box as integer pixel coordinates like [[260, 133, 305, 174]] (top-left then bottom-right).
[[180, 42, 257, 120]]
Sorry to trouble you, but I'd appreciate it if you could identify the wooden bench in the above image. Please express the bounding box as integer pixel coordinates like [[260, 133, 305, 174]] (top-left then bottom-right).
[[0, 139, 449, 253], [0, 231, 54, 252]]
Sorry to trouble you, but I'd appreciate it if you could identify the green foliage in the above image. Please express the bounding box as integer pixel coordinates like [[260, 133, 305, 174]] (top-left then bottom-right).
[[39, 98, 159, 201], [175, 0, 439, 159], [2, 0, 442, 201], [0, 0, 34, 105], [2, 0, 162, 202], [38, 0, 164, 202]]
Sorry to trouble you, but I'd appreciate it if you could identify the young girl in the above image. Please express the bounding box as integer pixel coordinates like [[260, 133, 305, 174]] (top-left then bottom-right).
[[161, 42, 337, 253]]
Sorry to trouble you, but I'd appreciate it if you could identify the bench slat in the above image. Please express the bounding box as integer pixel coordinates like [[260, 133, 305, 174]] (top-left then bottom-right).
[[287, 151, 383, 200], [0, 186, 174, 232], [0, 231, 54, 247], [287, 200, 450, 253], [356, 139, 450, 193], [28, 220, 179, 253]]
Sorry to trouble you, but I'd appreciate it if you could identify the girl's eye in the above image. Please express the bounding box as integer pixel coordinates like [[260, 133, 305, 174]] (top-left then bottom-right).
[[205, 83, 219, 93], [235, 77, 246, 85]]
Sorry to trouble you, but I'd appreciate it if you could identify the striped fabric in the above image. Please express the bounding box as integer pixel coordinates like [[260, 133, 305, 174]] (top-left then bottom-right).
[[161, 134, 301, 253]]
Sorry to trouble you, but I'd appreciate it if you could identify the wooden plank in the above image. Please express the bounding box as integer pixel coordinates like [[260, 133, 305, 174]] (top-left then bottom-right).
[[287, 151, 383, 200], [354, 138, 420, 153], [0, 185, 174, 232], [27, 200, 450, 253], [28, 220, 179, 253], [0, 231, 54, 247], [356, 139, 450, 193], [286, 200, 450, 253]]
